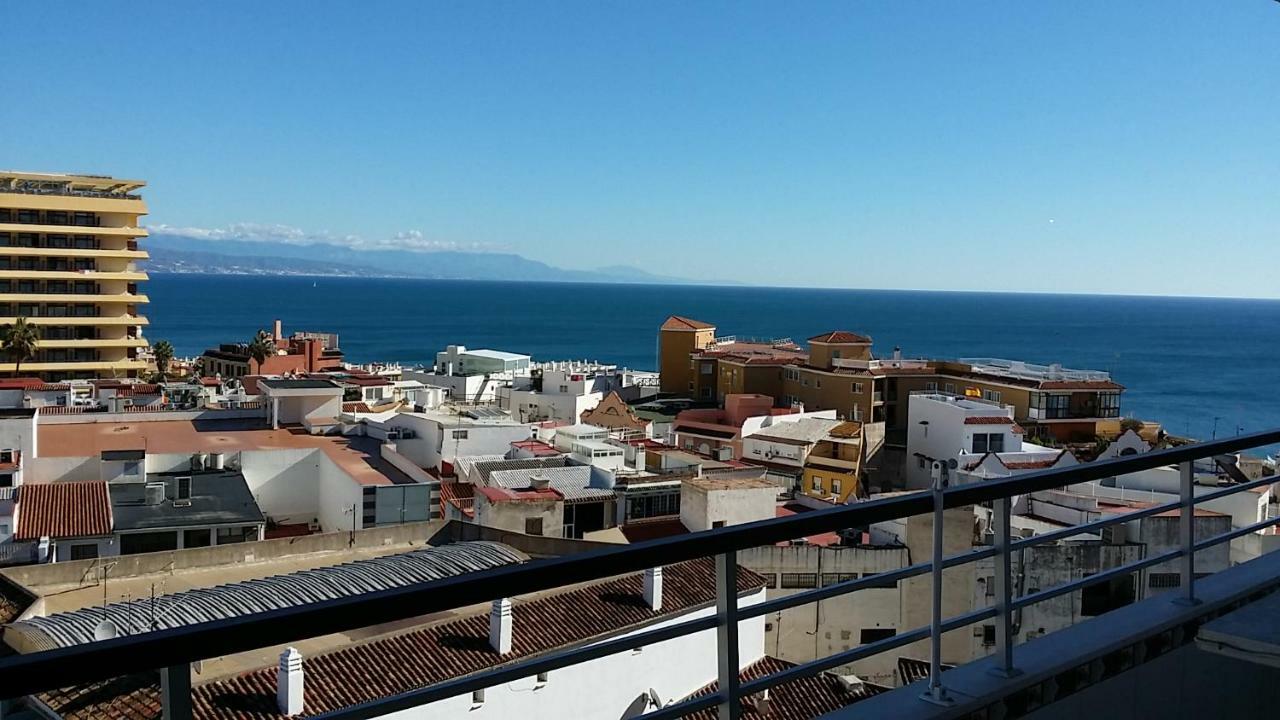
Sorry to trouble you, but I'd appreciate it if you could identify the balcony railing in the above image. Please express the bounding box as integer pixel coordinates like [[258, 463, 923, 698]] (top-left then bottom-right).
[[1, 429, 1279, 718]]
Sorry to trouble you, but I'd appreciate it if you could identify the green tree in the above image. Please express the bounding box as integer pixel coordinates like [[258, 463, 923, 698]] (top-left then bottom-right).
[[2, 318, 40, 377], [153, 340, 175, 381], [247, 330, 275, 372]]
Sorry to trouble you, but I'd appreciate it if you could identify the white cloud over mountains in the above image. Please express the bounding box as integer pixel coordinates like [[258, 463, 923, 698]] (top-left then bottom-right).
[[148, 223, 496, 253]]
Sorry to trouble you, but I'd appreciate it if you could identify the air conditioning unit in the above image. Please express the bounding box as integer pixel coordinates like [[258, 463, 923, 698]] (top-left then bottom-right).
[[144, 482, 166, 506]]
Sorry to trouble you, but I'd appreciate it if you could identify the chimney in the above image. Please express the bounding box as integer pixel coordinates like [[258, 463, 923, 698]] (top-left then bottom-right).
[[892, 346, 902, 362], [276, 647, 304, 716], [489, 598, 512, 654], [273, 319, 283, 342], [529, 472, 550, 491], [754, 689, 773, 716], [643, 567, 663, 611]]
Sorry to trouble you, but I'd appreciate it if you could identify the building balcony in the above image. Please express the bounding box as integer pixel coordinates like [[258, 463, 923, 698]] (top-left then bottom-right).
[[35, 337, 149, 349], [0, 222, 147, 237], [0, 315, 148, 326], [0, 269, 148, 282], [0, 430, 1278, 720], [0, 358, 148, 373], [0, 291, 149, 303], [0, 245, 149, 260]]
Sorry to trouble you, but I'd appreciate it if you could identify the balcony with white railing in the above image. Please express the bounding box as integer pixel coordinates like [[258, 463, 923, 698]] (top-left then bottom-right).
[[1, 430, 1279, 719]]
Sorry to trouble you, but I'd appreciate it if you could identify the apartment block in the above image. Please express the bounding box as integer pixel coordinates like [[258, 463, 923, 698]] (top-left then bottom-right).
[[0, 171, 149, 379]]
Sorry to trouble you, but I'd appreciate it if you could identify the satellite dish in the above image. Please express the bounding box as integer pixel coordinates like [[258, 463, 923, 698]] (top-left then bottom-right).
[[93, 619, 119, 642]]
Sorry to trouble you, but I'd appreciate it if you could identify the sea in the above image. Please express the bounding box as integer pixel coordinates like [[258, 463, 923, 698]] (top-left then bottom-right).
[[147, 275, 1280, 447]]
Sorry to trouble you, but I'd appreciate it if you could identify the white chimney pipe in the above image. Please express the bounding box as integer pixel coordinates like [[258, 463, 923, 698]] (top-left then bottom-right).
[[489, 598, 513, 654], [643, 567, 663, 611], [277, 646, 304, 716]]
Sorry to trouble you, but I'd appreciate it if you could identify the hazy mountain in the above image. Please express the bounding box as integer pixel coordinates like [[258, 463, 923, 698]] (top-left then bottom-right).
[[143, 234, 719, 284]]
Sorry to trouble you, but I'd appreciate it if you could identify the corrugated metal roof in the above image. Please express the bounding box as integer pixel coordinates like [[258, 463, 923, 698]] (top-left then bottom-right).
[[8, 541, 527, 650]]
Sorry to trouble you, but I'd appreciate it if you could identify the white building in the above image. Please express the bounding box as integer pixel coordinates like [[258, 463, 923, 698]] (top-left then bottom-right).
[[679, 477, 778, 532], [906, 393, 1074, 489], [380, 408, 534, 474], [740, 414, 842, 471]]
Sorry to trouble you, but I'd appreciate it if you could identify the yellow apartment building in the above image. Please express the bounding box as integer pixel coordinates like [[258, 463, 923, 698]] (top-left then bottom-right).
[[658, 316, 716, 395], [659, 318, 1130, 445], [0, 171, 150, 379]]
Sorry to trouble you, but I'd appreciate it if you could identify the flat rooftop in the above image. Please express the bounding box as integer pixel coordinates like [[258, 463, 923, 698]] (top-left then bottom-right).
[[37, 419, 416, 486]]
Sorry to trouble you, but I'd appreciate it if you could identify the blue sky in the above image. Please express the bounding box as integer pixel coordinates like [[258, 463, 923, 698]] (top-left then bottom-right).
[[3, 2, 1278, 296]]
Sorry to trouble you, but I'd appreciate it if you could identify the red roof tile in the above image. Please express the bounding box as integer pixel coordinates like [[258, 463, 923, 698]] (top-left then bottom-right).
[[15, 482, 112, 540], [0, 377, 45, 390], [682, 655, 889, 719], [808, 330, 872, 344], [662, 315, 715, 331], [964, 416, 1015, 425]]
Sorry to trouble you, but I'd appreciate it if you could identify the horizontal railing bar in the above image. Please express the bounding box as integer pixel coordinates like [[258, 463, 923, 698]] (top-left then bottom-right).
[[1012, 548, 1182, 611], [741, 546, 999, 620], [1194, 514, 1280, 552], [1008, 498, 1182, 549], [2, 428, 1278, 700], [310, 613, 721, 719], [1190, 474, 1278, 504], [738, 606, 998, 697]]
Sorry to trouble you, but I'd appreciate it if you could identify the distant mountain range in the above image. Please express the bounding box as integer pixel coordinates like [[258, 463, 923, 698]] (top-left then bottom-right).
[[143, 233, 719, 285]]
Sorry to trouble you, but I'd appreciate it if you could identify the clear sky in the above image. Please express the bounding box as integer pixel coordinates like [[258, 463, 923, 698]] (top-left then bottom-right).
[[3, 2, 1278, 297]]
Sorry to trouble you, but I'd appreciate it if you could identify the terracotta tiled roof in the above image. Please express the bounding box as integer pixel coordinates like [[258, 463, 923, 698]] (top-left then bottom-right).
[[963, 416, 1015, 425], [0, 377, 45, 390], [341, 402, 371, 414], [898, 656, 952, 685], [682, 655, 890, 719], [199, 377, 222, 387], [662, 315, 715, 331], [808, 330, 872, 344], [15, 482, 112, 540], [39, 559, 765, 720]]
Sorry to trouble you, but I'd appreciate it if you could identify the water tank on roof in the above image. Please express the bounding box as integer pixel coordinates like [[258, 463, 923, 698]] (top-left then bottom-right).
[[209, 452, 225, 470]]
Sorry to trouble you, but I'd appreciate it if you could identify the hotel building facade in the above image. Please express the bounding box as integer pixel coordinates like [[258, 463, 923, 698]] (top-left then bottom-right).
[[0, 171, 149, 379]]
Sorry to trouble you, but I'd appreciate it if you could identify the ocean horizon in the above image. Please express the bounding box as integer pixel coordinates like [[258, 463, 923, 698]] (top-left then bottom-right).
[[146, 274, 1280, 447]]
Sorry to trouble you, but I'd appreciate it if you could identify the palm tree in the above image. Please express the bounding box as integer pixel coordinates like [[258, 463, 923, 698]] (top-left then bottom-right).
[[153, 340, 174, 381], [2, 318, 39, 377], [247, 330, 275, 373]]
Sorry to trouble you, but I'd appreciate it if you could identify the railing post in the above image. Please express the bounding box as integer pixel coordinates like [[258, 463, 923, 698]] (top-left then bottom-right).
[[715, 552, 741, 720], [989, 496, 1020, 678], [1176, 460, 1200, 606], [160, 663, 193, 720], [922, 463, 953, 706]]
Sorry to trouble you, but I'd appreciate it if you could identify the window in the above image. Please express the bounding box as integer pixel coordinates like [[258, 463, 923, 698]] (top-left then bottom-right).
[[821, 573, 857, 586], [701, 363, 714, 375], [918, 456, 926, 469], [860, 628, 895, 644], [850, 405, 863, 421], [69, 544, 99, 561], [925, 381, 938, 393], [981, 625, 996, 646], [988, 433, 1005, 453], [780, 573, 818, 589], [558, 385, 568, 393], [525, 517, 544, 536], [851, 382, 863, 394], [216, 526, 258, 544], [451, 429, 469, 439], [1081, 574, 1136, 616], [973, 434, 988, 453], [712, 520, 726, 529], [815, 379, 822, 389], [1045, 394, 1070, 418], [1148, 572, 1180, 589], [471, 689, 485, 706], [1098, 392, 1121, 418], [811, 476, 822, 492], [761, 573, 778, 588], [982, 389, 1001, 403], [831, 478, 841, 496], [861, 572, 897, 589], [944, 383, 956, 394]]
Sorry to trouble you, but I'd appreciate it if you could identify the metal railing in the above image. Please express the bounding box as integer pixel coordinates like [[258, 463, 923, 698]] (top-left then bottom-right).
[[1, 429, 1279, 718]]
